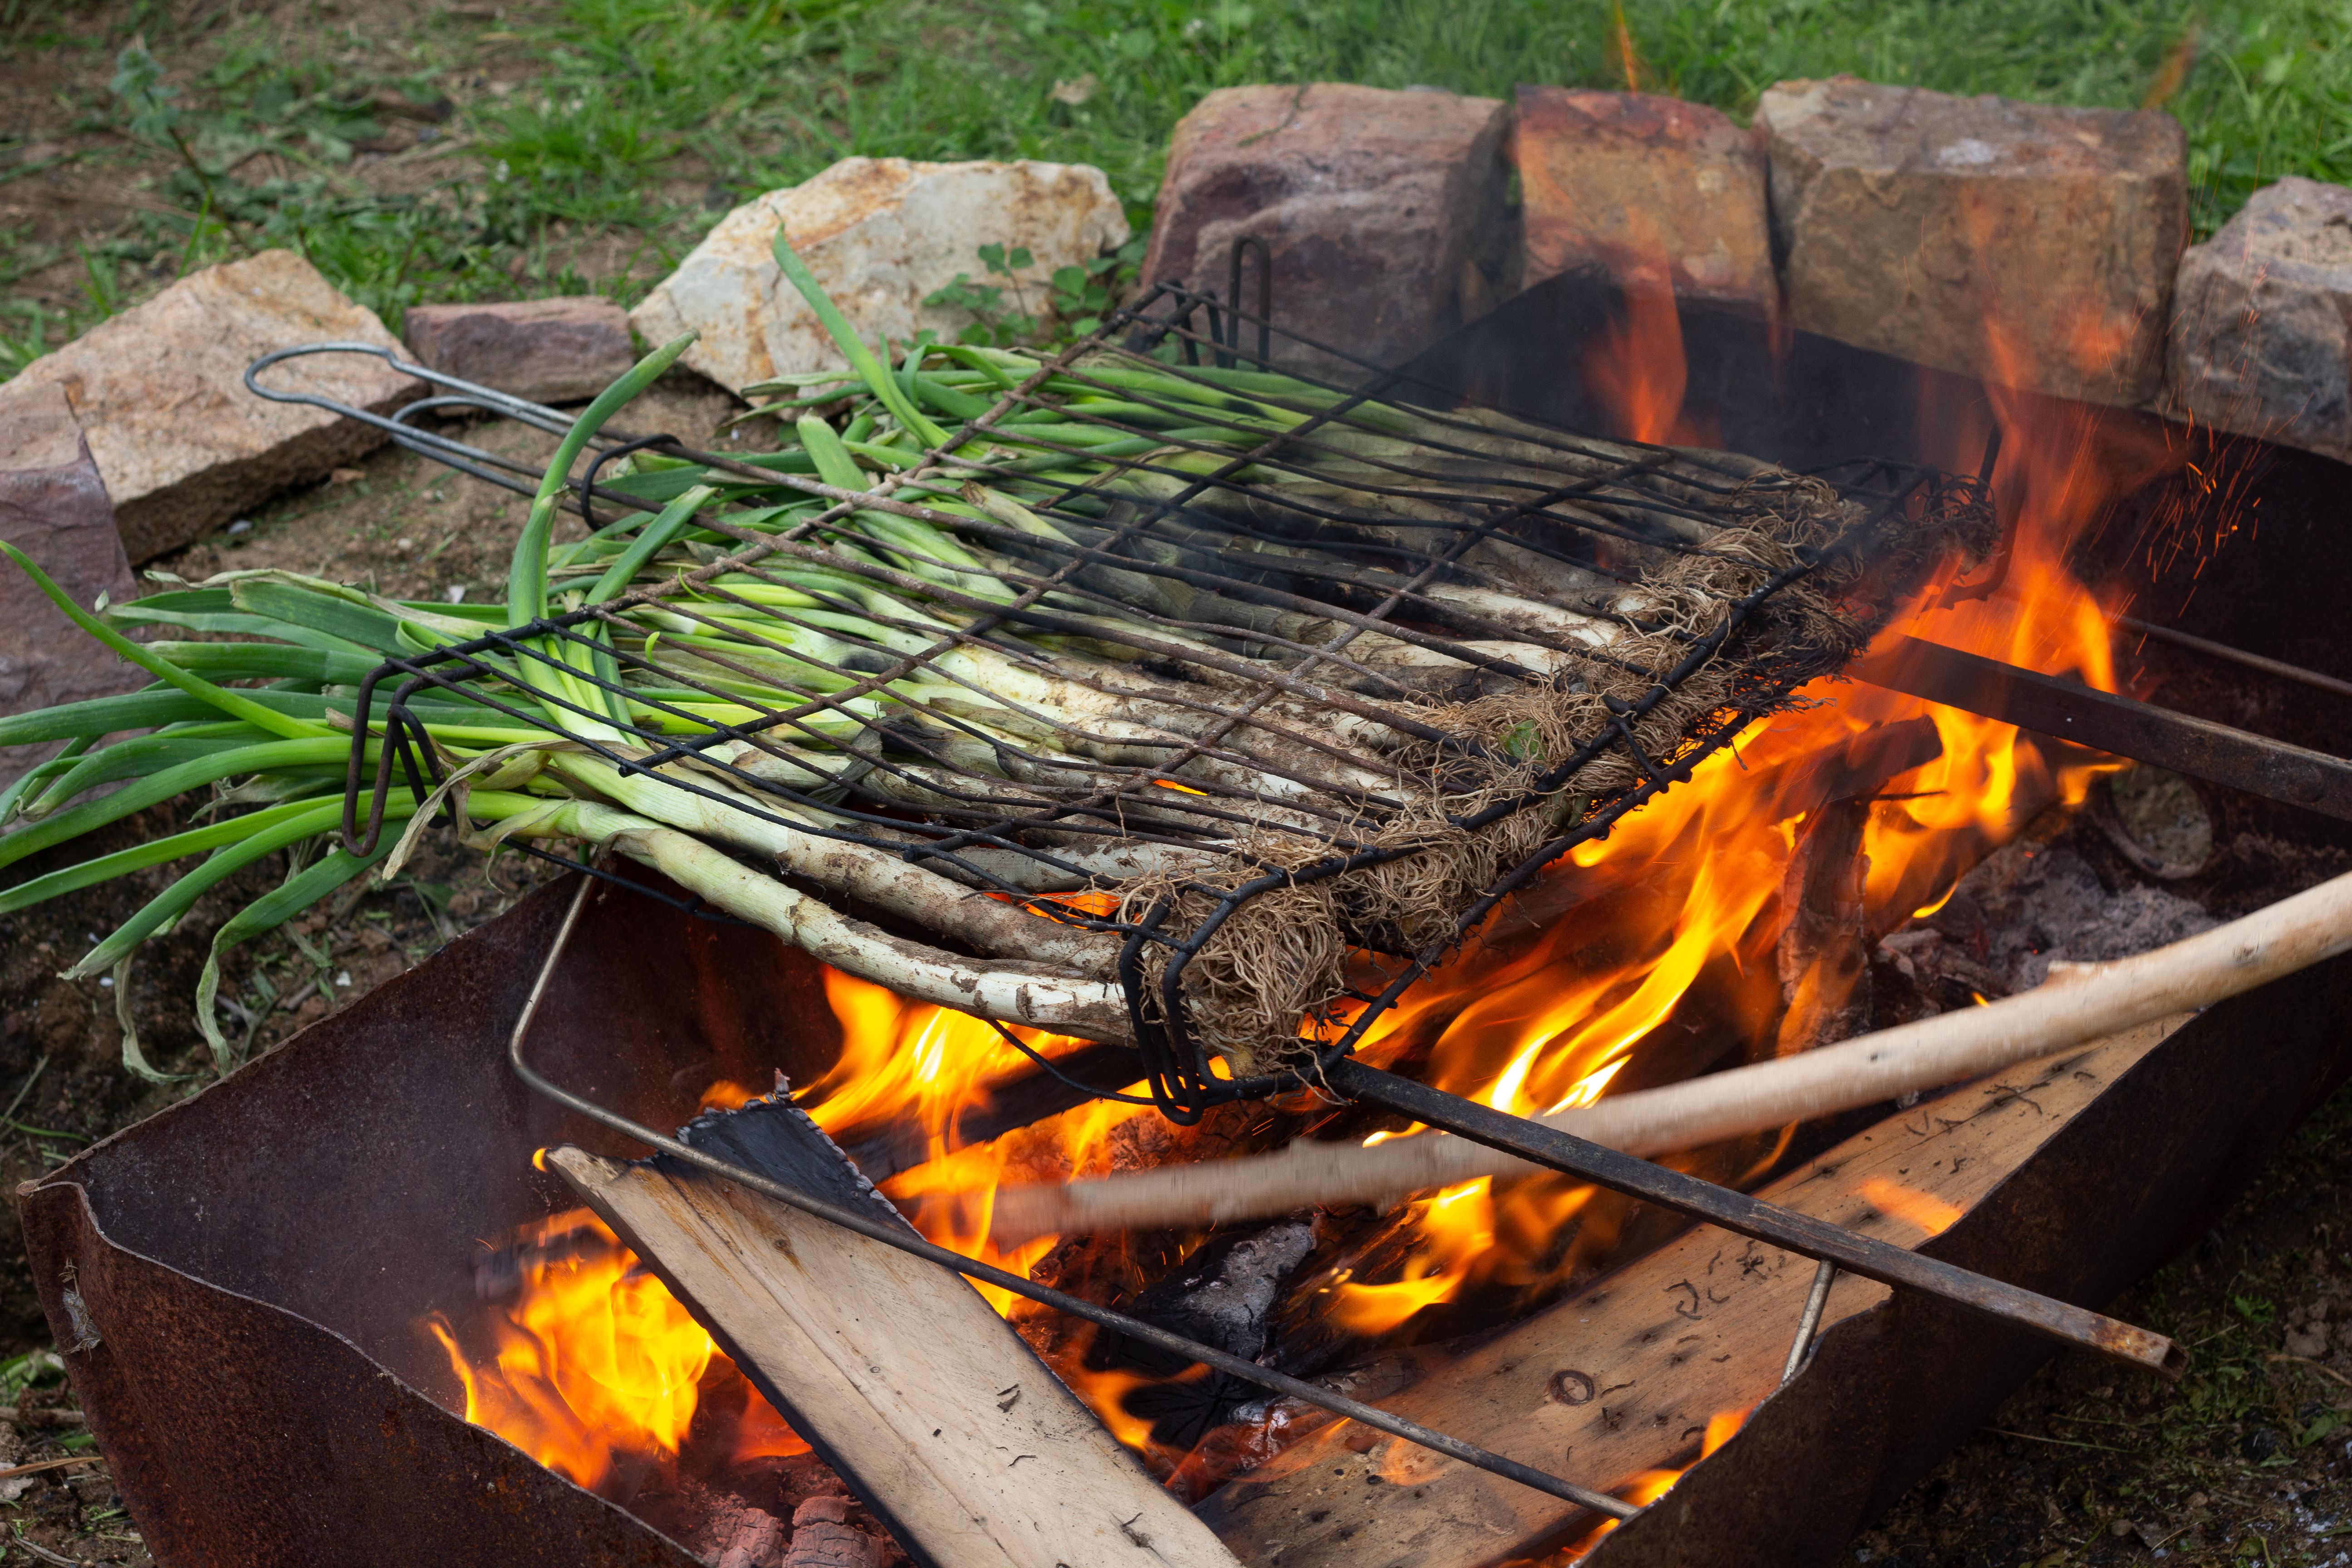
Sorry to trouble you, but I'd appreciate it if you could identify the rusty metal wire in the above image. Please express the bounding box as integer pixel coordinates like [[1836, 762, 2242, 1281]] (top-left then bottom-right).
[[259, 281, 1991, 1123]]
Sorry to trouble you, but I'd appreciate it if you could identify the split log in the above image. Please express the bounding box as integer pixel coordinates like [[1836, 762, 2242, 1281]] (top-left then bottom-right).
[[987, 863, 2352, 1243], [1774, 795, 1873, 1055], [547, 1098, 1240, 1568], [1191, 1016, 2187, 1567]]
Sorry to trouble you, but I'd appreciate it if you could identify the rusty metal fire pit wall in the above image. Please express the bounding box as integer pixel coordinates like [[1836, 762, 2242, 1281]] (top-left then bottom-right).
[[17, 867, 840, 1568], [19, 862, 2352, 1568]]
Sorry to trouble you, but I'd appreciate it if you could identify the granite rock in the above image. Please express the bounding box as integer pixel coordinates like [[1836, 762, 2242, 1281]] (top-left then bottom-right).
[[402, 295, 636, 405], [0, 382, 142, 790], [2168, 177, 2352, 461], [10, 249, 420, 561], [632, 158, 1128, 396], [1758, 77, 2186, 404], [1513, 86, 1774, 310], [1141, 83, 1515, 380]]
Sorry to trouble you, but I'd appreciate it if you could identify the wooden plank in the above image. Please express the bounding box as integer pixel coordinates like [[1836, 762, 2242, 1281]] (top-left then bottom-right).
[[1193, 1017, 2187, 1568], [548, 1098, 1240, 1568]]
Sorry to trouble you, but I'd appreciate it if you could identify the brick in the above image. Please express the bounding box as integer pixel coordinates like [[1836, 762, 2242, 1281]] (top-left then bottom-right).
[[1758, 77, 2186, 404], [1141, 83, 1515, 380], [10, 250, 420, 561], [0, 382, 140, 791], [2168, 177, 2352, 461], [402, 295, 635, 405], [1513, 86, 1773, 310], [633, 158, 1128, 397]]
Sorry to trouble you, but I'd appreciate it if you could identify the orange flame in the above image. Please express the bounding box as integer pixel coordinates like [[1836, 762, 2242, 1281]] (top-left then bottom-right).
[[1856, 1176, 1965, 1239], [1539, 1404, 1756, 1563], [425, 1209, 808, 1492]]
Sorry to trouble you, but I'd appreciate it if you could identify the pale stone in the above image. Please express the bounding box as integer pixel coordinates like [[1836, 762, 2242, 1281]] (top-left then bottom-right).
[[10, 250, 420, 561], [631, 158, 1129, 397], [1513, 86, 1774, 310], [1142, 83, 1515, 381], [0, 382, 141, 790], [1758, 77, 2186, 405], [2168, 177, 2352, 461], [401, 295, 635, 405]]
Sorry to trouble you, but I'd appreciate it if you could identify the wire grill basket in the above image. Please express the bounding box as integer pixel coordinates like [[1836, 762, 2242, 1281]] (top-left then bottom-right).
[[259, 280, 1993, 1123]]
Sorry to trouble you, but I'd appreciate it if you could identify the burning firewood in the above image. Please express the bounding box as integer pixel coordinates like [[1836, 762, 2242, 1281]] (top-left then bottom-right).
[[545, 1093, 1240, 1568], [983, 861, 2352, 1242], [1772, 795, 1874, 1054]]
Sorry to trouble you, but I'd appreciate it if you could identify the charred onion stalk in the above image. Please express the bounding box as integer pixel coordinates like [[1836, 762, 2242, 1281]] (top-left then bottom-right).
[[1, 235, 1969, 1079]]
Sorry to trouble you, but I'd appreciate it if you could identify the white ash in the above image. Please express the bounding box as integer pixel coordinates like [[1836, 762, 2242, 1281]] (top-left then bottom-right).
[[1883, 837, 2217, 997]]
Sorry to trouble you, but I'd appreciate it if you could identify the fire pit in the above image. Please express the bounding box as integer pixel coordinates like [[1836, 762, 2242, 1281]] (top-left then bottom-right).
[[23, 872, 2352, 1566], [22, 260, 2352, 1567]]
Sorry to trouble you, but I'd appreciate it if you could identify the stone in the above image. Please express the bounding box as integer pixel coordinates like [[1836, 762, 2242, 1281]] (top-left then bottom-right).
[[1141, 83, 1515, 381], [2167, 177, 2352, 461], [10, 249, 419, 561], [0, 382, 141, 791], [401, 295, 635, 405], [1513, 86, 1774, 309], [1757, 77, 2186, 405], [632, 158, 1128, 397]]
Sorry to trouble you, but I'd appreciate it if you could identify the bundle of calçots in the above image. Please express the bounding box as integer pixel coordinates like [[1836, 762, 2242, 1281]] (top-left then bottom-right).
[[0, 233, 1962, 1081]]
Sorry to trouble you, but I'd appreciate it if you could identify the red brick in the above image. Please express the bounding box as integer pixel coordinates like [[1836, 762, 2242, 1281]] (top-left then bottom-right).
[[1142, 84, 1515, 380], [402, 296, 635, 406], [1514, 87, 1773, 310]]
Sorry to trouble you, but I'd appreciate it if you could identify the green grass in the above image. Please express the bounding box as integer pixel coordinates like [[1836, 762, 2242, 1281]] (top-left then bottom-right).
[[2, 0, 2348, 372], [467, 0, 2352, 239]]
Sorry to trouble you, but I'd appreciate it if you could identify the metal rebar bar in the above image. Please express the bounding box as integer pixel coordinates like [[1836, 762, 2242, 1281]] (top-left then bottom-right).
[[1855, 636, 2352, 823], [2116, 615, 2352, 704], [1781, 1259, 1838, 1385], [1324, 1058, 2182, 1377]]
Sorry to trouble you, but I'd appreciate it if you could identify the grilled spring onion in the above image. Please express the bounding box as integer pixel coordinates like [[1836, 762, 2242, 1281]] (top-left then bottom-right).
[[0, 230, 1861, 1080]]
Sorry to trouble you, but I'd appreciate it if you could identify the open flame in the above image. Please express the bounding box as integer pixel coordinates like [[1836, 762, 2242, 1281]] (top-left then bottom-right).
[[424, 261, 2225, 1517], [425, 1209, 808, 1494]]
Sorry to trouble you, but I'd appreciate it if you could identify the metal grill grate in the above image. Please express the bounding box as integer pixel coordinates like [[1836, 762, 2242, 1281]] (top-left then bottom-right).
[[257, 280, 1992, 1123]]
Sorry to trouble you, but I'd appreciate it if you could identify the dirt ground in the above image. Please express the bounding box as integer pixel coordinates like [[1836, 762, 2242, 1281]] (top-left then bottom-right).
[[0, 0, 696, 357]]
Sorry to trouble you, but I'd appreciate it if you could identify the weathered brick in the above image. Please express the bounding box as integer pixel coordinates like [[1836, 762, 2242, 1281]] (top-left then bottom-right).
[[2168, 177, 2352, 461], [1758, 77, 2186, 404], [0, 382, 140, 790], [402, 296, 635, 405], [10, 250, 419, 561], [1513, 86, 1773, 310], [1141, 84, 1515, 380]]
